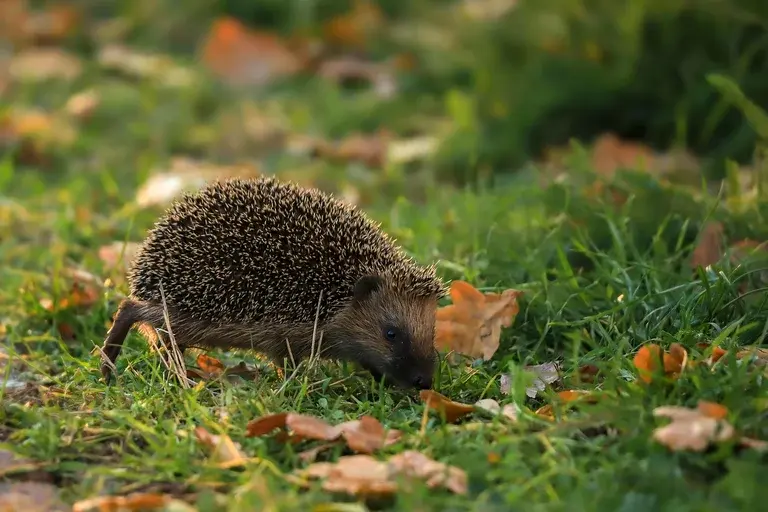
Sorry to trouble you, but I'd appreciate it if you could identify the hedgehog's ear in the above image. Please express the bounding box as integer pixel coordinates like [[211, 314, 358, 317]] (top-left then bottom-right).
[[353, 275, 384, 303]]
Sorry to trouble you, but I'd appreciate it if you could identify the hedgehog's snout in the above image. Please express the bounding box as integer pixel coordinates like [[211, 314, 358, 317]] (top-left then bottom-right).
[[409, 369, 432, 390]]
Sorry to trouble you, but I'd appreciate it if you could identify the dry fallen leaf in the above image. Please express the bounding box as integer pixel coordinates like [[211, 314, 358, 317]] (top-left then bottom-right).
[[245, 413, 400, 454], [419, 390, 475, 423], [0, 482, 68, 512], [652, 401, 735, 452], [194, 426, 248, 468], [633, 342, 689, 383], [534, 390, 597, 420], [200, 17, 304, 88], [72, 493, 176, 512], [691, 221, 725, 269], [0, 108, 78, 165], [135, 158, 260, 208], [322, 0, 384, 49], [196, 354, 225, 377], [299, 451, 467, 497], [9, 48, 82, 82], [434, 281, 523, 361]]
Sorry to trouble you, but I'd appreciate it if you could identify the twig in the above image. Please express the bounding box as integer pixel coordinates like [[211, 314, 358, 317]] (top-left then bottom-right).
[[157, 282, 192, 389]]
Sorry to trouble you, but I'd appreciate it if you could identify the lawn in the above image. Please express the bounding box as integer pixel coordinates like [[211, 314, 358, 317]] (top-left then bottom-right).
[[2, 2, 768, 511]]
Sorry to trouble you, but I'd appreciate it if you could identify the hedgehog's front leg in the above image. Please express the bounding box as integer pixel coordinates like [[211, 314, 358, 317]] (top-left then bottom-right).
[[100, 298, 145, 382]]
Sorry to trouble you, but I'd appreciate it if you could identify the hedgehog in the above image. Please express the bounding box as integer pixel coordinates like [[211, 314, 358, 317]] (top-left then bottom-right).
[[99, 176, 447, 390]]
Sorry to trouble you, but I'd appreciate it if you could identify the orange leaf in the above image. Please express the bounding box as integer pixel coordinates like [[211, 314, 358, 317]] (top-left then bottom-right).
[[200, 17, 303, 87], [322, 0, 384, 49], [197, 354, 225, 376], [633, 342, 689, 383], [245, 412, 289, 437], [591, 132, 656, 178], [697, 401, 729, 420], [534, 389, 596, 419], [419, 390, 475, 423], [72, 493, 171, 512], [434, 281, 523, 361]]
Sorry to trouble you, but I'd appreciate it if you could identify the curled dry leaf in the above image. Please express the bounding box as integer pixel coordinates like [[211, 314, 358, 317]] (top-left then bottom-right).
[[298, 451, 467, 497], [652, 402, 735, 452], [194, 426, 248, 468], [633, 342, 688, 383], [246, 413, 400, 454], [196, 354, 225, 377], [72, 493, 175, 512], [200, 17, 304, 88], [434, 281, 523, 361], [419, 390, 475, 423]]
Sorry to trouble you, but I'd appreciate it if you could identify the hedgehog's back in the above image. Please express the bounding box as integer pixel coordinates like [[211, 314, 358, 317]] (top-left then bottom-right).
[[128, 177, 405, 324]]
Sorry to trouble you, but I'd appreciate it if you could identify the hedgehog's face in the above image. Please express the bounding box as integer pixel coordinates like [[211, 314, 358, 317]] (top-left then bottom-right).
[[336, 275, 439, 390]]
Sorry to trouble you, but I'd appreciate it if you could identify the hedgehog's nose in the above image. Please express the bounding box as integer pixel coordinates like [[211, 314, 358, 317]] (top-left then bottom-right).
[[411, 372, 432, 390]]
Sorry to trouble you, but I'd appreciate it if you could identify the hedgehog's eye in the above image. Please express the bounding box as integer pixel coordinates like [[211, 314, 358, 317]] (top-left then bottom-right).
[[384, 327, 398, 342]]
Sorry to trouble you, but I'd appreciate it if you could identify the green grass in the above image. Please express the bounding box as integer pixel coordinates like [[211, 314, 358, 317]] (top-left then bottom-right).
[[2, 5, 768, 512]]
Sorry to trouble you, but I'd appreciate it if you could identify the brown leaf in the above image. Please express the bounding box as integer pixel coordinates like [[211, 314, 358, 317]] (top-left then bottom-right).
[[434, 281, 523, 361], [222, 361, 260, 381], [338, 415, 402, 454], [194, 426, 248, 468], [691, 221, 725, 269], [0, 482, 68, 512], [388, 450, 468, 495], [419, 390, 475, 423], [245, 412, 289, 437], [72, 493, 174, 512], [246, 413, 399, 454], [591, 132, 656, 178], [0, 2, 80, 46], [310, 130, 391, 168], [299, 451, 467, 497], [200, 17, 304, 87], [652, 402, 735, 452]]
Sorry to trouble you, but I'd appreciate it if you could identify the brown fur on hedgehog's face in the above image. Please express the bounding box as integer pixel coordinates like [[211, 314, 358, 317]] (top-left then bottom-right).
[[328, 274, 440, 390]]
